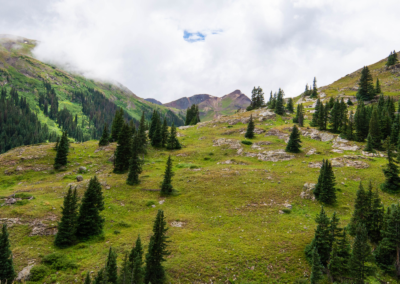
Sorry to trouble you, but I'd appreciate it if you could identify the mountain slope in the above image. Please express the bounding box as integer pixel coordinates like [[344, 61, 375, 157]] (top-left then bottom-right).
[[164, 90, 251, 121], [144, 98, 162, 105], [0, 34, 185, 144]]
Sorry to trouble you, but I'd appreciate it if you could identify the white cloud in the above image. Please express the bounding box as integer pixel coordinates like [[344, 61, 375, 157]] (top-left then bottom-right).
[[1, 0, 400, 103]]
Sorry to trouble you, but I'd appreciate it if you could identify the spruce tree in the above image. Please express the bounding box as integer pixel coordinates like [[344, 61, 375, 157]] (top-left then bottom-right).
[[84, 272, 91, 284], [285, 125, 301, 153], [129, 120, 136, 136], [54, 131, 69, 169], [329, 99, 341, 132], [129, 235, 144, 284], [357, 66, 375, 101], [297, 104, 304, 127], [329, 212, 342, 247], [381, 139, 400, 193], [111, 108, 124, 142], [54, 186, 78, 248], [375, 78, 382, 94], [390, 115, 400, 145], [245, 115, 255, 139], [349, 182, 368, 236], [106, 247, 118, 284], [137, 112, 148, 155], [354, 101, 369, 141], [149, 110, 159, 140], [368, 183, 384, 244], [0, 224, 16, 283], [118, 253, 132, 284], [330, 231, 351, 280], [350, 224, 374, 283], [311, 98, 321, 127], [127, 135, 142, 186], [76, 176, 104, 240], [274, 88, 285, 115], [144, 210, 170, 284], [310, 77, 318, 99], [114, 123, 132, 173], [286, 98, 294, 113], [345, 110, 355, 140], [161, 118, 169, 147], [304, 207, 331, 266], [99, 124, 110, 146], [160, 156, 174, 196], [310, 247, 323, 284], [151, 117, 163, 147], [347, 98, 354, 106], [94, 268, 105, 284], [328, 242, 346, 282], [314, 160, 336, 205], [166, 123, 181, 150]]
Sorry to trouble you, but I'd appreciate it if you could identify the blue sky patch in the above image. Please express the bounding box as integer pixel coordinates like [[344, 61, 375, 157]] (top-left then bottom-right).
[[183, 30, 206, 42]]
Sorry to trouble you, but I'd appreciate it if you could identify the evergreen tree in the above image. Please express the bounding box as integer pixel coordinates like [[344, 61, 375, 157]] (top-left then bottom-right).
[[310, 247, 323, 284], [329, 212, 342, 247], [245, 115, 255, 139], [151, 118, 163, 147], [328, 231, 351, 281], [329, 99, 341, 132], [357, 66, 375, 101], [106, 247, 118, 284], [375, 78, 382, 94], [114, 123, 132, 173], [311, 99, 321, 127], [274, 88, 285, 115], [76, 176, 104, 240], [314, 160, 336, 205], [381, 139, 400, 193], [111, 108, 124, 142], [390, 115, 400, 146], [137, 112, 148, 155], [99, 124, 110, 146], [293, 103, 304, 126], [347, 98, 354, 106], [354, 101, 369, 141], [285, 125, 302, 153], [348, 182, 369, 235], [160, 156, 174, 196], [166, 123, 181, 150], [129, 235, 144, 284], [310, 77, 318, 99], [54, 186, 78, 248], [350, 224, 374, 283], [161, 118, 169, 147], [149, 111, 160, 140], [0, 224, 16, 283], [54, 131, 69, 169], [94, 268, 105, 284], [185, 104, 200, 125], [127, 135, 143, 185], [84, 272, 91, 284], [368, 182, 384, 244], [129, 120, 136, 136], [118, 253, 132, 284], [305, 207, 331, 266], [144, 210, 170, 284], [386, 50, 399, 66], [364, 133, 375, 152], [286, 98, 294, 113], [345, 110, 355, 140]]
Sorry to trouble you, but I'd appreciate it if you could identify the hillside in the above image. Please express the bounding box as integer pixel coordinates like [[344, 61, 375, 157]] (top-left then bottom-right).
[[0, 102, 397, 283], [164, 90, 251, 121], [144, 98, 162, 105], [0, 34, 185, 146]]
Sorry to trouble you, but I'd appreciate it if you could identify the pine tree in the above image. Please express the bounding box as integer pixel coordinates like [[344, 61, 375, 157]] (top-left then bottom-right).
[[328, 242, 344, 282], [144, 210, 170, 284], [297, 104, 304, 127], [310, 77, 318, 99], [129, 120, 136, 136], [137, 112, 148, 155], [285, 125, 302, 153], [166, 123, 181, 150], [310, 247, 323, 284], [375, 78, 382, 94], [151, 118, 163, 147], [106, 247, 118, 284], [54, 186, 78, 248], [329, 231, 351, 281], [274, 88, 285, 115], [310, 99, 321, 127], [160, 156, 174, 196], [345, 110, 355, 140], [364, 133, 375, 152], [390, 115, 400, 145], [329, 212, 342, 247], [127, 135, 143, 185], [99, 124, 110, 146], [118, 253, 132, 284], [149, 110, 160, 140], [354, 101, 369, 141], [129, 235, 144, 284], [161, 118, 169, 147], [381, 139, 400, 193], [114, 123, 132, 173], [350, 224, 374, 283], [329, 99, 341, 132], [185, 104, 200, 125], [84, 272, 91, 284], [245, 115, 255, 139], [286, 98, 294, 113], [54, 131, 69, 169], [357, 66, 376, 101], [347, 98, 354, 106], [348, 182, 368, 236], [314, 160, 336, 205], [0, 224, 16, 283], [111, 108, 124, 142], [94, 268, 105, 284], [76, 176, 104, 240], [368, 183, 384, 244], [305, 207, 332, 266]]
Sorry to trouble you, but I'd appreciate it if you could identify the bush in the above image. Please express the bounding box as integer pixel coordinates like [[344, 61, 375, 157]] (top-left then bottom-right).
[[15, 200, 29, 206], [30, 265, 50, 281], [246, 105, 253, 111], [116, 221, 131, 228], [114, 230, 121, 235], [42, 253, 78, 270], [282, 209, 291, 214], [227, 125, 233, 128], [241, 140, 253, 145], [208, 152, 214, 156], [146, 200, 156, 207], [204, 157, 211, 161]]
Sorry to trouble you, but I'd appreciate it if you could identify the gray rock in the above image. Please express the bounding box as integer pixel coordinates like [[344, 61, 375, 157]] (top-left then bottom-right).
[[300, 183, 316, 200], [5, 198, 17, 205], [76, 175, 83, 182], [78, 166, 87, 173], [16, 264, 34, 282]]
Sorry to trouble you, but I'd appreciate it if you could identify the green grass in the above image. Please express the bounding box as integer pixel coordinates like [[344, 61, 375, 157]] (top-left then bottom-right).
[[0, 108, 397, 283]]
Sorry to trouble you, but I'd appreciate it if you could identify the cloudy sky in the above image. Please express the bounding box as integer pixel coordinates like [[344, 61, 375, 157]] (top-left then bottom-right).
[[1, 0, 400, 103]]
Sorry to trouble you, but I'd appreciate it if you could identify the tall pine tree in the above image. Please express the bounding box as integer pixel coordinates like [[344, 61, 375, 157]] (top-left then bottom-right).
[[166, 123, 181, 150], [105, 247, 118, 284], [381, 139, 400, 193], [114, 123, 132, 173], [160, 156, 174, 196], [350, 224, 374, 283], [127, 135, 142, 185], [54, 131, 69, 170], [356, 66, 375, 101], [274, 88, 285, 115], [310, 247, 323, 284], [111, 108, 124, 142], [245, 115, 255, 139], [285, 125, 302, 153], [0, 224, 16, 283]]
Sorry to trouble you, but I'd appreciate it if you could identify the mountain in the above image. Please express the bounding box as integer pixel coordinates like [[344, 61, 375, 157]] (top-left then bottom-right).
[[144, 98, 162, 105], [163, 89, 251, 121], [0, 34, 185, 152]]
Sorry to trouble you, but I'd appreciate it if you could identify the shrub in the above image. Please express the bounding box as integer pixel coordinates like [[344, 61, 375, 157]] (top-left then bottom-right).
[[227, 125, 233, 128], [42, 252, 78, 270], [204, 157, 211, 161], [30, 265, 50, 281], [282, 209, 291, 214], [146, 200, 156, 207], [15, 200, 29, 206], [114, 230, 121, 235], [241, 140, 253, 145], [208, 152, 214, 156], [116, 221, 131, 228]]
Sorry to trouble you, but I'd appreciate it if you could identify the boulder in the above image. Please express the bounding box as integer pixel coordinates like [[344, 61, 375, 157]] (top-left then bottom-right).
[[178, 125, 195, 130], [5, 198, 17, 205], [300, 183, 316, 200], [302, 129, 334, 142], [16, 264, 34, 282], [257, 150, 295, 162], [76, 175, 83, 182], [213, 138, 242, 150], [265, 129, 289, 142], [78, 166, 87, 173], [306, 148, 317, 156], [308, 162, 322, 168]]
